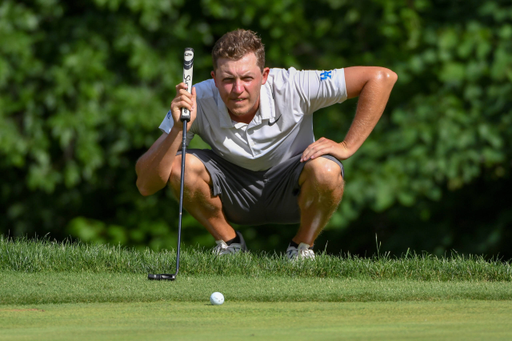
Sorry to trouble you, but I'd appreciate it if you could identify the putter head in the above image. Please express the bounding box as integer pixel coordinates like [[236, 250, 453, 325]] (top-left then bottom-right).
[[148, 273, 176, 281]]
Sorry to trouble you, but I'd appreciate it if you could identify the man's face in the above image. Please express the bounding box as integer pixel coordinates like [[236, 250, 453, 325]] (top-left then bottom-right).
[[211, 52, 269, 121]]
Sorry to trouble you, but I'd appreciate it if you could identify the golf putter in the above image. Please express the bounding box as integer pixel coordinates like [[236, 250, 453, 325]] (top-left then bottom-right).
[[148, 48, 194, 281]]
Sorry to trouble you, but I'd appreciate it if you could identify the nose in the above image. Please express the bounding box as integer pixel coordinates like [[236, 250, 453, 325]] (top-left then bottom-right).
[[232, 79, 244, 94]]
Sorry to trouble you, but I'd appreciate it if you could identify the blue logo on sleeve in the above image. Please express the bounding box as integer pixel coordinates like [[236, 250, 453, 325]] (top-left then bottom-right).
[[320, 71, 332, 81], [167, 110, 172, 119]]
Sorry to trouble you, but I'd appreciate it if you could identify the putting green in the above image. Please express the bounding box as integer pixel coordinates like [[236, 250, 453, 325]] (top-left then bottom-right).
[[1, 300, 511, 340]]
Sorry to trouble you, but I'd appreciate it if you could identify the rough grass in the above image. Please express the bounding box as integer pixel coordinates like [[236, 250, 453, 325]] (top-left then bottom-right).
[[1, 236, 511, 281]]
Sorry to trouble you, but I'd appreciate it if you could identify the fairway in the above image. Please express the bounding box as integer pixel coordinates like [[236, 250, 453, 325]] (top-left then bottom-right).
[[1, 300, 512, 340]]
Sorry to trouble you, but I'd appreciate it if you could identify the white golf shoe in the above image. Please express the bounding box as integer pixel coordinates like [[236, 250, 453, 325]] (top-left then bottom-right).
[[286, 242, 315, 260], [212, 231, 247, 256]]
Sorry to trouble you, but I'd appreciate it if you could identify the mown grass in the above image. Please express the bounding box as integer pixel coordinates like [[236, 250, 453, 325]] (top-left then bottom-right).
[[2, 301, 512, 341], [1, 236, 511, 281], [2, 273, 512, 305]]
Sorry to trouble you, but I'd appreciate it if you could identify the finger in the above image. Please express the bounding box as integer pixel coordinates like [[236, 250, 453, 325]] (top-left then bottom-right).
[[301, 142, 324, 162], [177, 88, 193, 101], [191, 87, 197, 114], [311, 141, 349, 161], [175, 82, 188, 91], [171, 85, 192, 108], [308, 146, 331, 161], [301, 139, 334, 162], [191, 86, 196, 101], [173, 90, 194, 109], [171, 97, 191, 112]]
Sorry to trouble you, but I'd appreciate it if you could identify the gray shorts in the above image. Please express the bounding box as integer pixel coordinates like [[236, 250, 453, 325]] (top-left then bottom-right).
[[183, 150, 344, 225]]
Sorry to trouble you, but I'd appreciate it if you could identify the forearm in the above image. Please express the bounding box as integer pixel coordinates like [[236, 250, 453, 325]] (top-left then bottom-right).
[[135, 127, 182, 196], [343, 68, 397, 155]]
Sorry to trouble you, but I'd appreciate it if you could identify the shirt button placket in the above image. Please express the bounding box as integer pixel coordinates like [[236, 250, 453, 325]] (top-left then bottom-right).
[[248, 138, 255, 156]]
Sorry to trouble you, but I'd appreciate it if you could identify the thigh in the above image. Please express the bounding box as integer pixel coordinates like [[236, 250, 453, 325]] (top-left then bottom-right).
[[185, 150, 344, 226], [185, 149, 268, 225], [261, 154, 304, 224], [263, 154, 345, 224], [175, 151, 212, 185]]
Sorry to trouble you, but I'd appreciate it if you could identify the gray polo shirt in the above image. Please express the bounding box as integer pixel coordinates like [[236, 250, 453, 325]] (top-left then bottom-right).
[[159, 67, 347, 171]]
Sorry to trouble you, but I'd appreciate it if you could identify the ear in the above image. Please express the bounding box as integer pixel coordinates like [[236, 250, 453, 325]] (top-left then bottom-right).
[[211, 70, 218, 87], [261, 67, 270, 85]]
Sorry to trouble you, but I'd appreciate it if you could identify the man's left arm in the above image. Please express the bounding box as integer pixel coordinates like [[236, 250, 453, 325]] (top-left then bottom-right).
[[300, 66, 398, 162]]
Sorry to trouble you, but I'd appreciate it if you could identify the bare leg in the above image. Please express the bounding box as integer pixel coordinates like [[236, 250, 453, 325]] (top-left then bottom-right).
[[293, 158, 344, 246], [168, 154, 236, 242]]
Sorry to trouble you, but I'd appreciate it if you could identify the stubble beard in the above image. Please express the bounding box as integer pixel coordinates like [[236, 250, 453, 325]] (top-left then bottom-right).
[[228, 97, 259, 119]]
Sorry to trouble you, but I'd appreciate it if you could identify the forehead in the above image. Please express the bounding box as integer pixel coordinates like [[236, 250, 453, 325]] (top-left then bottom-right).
[[215, 53, 260, 75]]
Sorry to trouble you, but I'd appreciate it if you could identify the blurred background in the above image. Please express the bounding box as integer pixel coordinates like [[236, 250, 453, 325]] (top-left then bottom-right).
[[1, 0, 511, 259]]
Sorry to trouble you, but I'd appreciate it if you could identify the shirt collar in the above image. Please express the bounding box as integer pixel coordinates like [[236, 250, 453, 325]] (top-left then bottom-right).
[[258, 84, 273, 121]]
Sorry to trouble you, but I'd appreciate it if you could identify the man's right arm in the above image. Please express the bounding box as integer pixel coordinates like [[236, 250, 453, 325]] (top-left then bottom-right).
[[135, 83, 197, 196], [135, 128, 182, 196]]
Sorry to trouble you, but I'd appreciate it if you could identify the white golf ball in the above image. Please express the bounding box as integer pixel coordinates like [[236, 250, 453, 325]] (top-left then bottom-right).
[[210, 292, 224, 305]]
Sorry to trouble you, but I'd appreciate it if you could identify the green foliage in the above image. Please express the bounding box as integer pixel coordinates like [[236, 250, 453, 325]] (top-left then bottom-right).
[[0, 0, 510, 256]]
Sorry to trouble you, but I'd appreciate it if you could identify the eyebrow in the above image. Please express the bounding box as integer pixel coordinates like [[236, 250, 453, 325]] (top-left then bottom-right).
[[219, 70, 256, 79]]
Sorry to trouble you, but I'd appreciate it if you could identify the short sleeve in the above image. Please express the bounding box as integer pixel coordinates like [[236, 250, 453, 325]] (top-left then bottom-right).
[[294, 68, 348, 114], [158, 110, 195, 146]]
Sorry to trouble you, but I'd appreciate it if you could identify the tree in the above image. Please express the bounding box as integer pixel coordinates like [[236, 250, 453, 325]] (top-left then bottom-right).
[[1, 0, 510, 257]]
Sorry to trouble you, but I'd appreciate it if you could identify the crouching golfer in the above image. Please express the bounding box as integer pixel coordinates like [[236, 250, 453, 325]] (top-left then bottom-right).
[[136, 29, 397, 259]]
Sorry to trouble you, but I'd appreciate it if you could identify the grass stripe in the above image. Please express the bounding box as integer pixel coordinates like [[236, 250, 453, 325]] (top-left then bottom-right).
[[2, 301, 512, 341], [1, 273, 511, 305]]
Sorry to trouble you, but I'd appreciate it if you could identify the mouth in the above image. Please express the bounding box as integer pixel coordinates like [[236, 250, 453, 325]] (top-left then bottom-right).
[[230, 98, 248, 107]]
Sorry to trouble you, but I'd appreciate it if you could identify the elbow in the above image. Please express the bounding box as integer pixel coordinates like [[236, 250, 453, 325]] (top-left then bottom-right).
[[135, 165, 168, 197], [135, 163, 153, 196], [136, 179, 155, 197], [138, 188, 153, 197], [137, 185, 150, 197]]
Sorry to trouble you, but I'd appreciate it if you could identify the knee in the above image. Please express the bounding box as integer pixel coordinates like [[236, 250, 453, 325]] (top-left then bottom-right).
[[301, 158, 344, 192], [169, 155, 182, 190], [169, 154, 206, 191]]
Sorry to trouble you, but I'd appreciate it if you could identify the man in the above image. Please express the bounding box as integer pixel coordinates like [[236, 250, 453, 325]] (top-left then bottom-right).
[[136, 29, 397, 259]]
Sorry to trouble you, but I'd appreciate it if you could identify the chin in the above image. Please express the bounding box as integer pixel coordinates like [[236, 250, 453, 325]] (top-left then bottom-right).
[[229, 107, 251, 116]]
